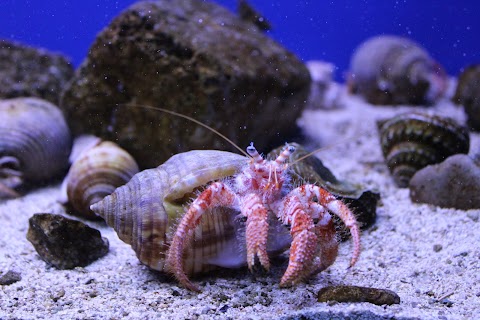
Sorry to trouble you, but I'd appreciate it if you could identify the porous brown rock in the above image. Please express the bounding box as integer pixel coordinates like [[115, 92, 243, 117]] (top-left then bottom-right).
[[60, 0, 310, 168], [0, 39, 74, 104], [26, 213, 109, 269]]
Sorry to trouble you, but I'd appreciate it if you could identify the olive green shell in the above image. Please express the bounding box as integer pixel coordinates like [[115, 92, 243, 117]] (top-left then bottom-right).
[[378, 112, 470, 187]]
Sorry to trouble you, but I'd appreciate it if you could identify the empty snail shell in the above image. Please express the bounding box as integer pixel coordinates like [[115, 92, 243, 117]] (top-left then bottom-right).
[[90, 150, 292, 275], [349, 35, 447, 105], [0, 97, 72, 198], [60, 135, 140, 219], [378, 112, 470, 187], [452, 64, 480, 131]]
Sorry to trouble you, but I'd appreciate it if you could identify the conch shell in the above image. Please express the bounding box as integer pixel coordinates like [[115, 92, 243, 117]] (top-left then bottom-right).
[[60, 135, 140, 219], [90, 150, 291, 275], [378, 112, 470, 187], [0, 97, 71, 198], [349, 35, 447, 105]]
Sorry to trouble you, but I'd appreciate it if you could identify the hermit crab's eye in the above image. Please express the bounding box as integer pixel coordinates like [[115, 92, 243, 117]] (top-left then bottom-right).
[[287, 145, 295, 153], [246, 142, 256, 155]]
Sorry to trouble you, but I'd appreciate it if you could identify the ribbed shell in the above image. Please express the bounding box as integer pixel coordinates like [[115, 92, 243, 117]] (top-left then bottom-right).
[[90, 150, 291, 275], [453, 64, 480, 131], [65, 139, 140, 219], [349, 35, 447, 105], [0, 97, 71, 188], [378, 112, 470, 187]]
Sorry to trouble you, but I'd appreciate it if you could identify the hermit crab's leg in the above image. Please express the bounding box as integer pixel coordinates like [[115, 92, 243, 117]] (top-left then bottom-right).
[[310, 211, 339, 275], [165, 182, 238, 292], [276, 193, 319, 287], [292, 185, 360, 267], [243, 193, 270, 271]]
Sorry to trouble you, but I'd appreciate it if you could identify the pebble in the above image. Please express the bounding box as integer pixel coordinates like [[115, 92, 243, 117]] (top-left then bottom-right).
[[317, 285, 401, 305], [0, 270, 22, 285]]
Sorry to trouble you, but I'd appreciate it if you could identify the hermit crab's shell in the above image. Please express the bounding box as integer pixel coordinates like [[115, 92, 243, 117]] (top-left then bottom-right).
[[90, 150, 292, 275]]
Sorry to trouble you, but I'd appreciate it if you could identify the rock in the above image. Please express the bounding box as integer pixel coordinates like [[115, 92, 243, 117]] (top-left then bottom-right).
[[409, 154, 480, 209], [26, 213, 109, 269], [60, 0, 310, 169], [0, 39, 74, 105], [0, 270, 22, 285], [452, 64, 480, 131], [317, 285, 401, 305]]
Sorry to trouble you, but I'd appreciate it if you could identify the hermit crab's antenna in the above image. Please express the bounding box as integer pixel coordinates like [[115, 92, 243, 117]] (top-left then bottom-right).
[[122, 104, 249, 157]]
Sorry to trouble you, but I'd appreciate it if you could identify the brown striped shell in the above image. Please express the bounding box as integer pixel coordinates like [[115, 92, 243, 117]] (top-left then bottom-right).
[[378, 112, 470, 187], [349, 35, 447, 105], [90, 150, 291, 275], [60, 135, 140, 219], [0, 97, 72, 198], [452, 64, 480, 131]]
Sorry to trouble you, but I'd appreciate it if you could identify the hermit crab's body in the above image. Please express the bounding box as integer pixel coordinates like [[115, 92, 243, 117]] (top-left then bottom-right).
[[166, 143, 360, 291]]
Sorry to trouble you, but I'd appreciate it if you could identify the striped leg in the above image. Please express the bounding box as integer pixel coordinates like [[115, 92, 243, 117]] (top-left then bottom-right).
[[165, 182, 237, 291]]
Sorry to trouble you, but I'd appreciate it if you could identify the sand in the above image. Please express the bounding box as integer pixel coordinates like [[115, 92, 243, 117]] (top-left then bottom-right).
[[1, 89, 479, 320]]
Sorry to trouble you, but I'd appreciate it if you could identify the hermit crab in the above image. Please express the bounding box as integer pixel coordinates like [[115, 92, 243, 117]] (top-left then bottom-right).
[[92, 142, 361, 292]]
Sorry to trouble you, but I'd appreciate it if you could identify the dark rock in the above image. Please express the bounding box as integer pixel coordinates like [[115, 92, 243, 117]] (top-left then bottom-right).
[[60, 0, 310, 169], [317, 285, 401, 305], [237, 0, 272, 31], [0, 39, 74, 105], [26, 213, 109, 269], [453, 64, 480, 131], [409, 154, 480, 210], [0, 270, 22, 285]]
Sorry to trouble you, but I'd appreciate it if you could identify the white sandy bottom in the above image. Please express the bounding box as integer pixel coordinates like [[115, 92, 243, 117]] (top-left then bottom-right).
[[1, 94, 479, 320]]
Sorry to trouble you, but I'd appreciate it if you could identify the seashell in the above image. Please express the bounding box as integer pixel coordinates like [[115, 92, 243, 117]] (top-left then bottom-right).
[[452, 64, 480, 131], [90, 150, 292, 275], [349, 35, 447, 105], [378, 112, 470, 188], [60, 135, 140, 219], [0, 97, 72, 198]]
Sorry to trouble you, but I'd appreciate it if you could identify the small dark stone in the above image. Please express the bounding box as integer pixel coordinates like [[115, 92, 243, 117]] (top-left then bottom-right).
[[26, 213, 109, 269], [433, 244, 443, 252], [317, 285, 401, 305], [0, 270, 22, 285], [219, 304, 229, 313], [0, 39, 74, 105]]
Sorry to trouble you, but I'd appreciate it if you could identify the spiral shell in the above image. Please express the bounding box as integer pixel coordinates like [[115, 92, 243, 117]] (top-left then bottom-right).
[[90, 150, 292, 275], [349, 35, 447, 105], [0, 97, 71, 197], [61, 135, 140, 219], [378, 112, 470, 187], [453, 64, 480, 131]]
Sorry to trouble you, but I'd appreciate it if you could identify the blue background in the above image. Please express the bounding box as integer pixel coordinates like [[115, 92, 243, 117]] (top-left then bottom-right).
[[1, 1, 478, 81]]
